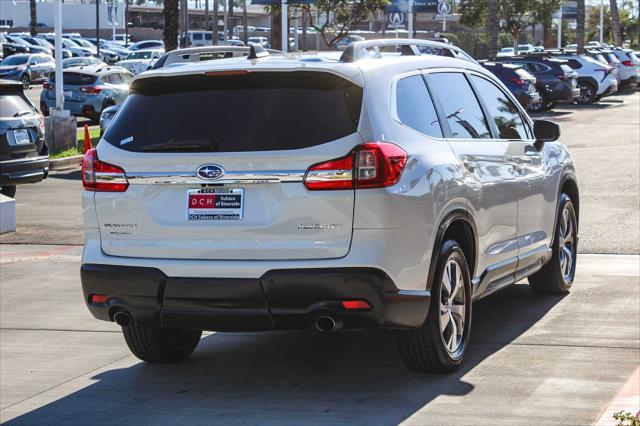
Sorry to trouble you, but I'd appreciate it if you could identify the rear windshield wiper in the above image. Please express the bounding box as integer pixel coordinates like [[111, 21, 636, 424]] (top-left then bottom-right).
[[140, 139, 218, 152], [13, 110, 32, 117]]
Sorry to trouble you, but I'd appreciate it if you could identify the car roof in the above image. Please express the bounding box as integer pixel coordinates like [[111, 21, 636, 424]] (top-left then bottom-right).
[[131, 48, 164, 53], [134, 50, 491, 88], [63, 64, 130, 75]]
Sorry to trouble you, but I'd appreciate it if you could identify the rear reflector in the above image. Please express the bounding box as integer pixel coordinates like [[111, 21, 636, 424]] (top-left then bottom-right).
[[304, 142, 407, 191], [341, 300, 371, 310], [90, 294, 108, 304], [82, 148, 129, 192]]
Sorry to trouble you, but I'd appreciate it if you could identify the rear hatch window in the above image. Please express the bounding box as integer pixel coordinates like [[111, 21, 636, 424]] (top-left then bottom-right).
[[103, 71, 362, 153], [50, 72, 98, 85], [0, 92, 36, 117]]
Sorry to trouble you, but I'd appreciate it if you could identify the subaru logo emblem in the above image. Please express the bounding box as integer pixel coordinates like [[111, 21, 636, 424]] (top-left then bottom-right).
[[197, 164, 224, 180]]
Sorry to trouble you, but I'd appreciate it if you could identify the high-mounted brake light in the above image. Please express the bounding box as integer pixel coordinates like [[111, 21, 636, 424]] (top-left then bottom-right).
[[303, 142, 407, 191], [82, 148, 129, 192], [43, 81, 53, 90], [204, 70, 249, 77]]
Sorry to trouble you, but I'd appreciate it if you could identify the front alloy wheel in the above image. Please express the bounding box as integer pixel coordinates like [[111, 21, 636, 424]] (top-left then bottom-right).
[[577, 83, 595, 104]]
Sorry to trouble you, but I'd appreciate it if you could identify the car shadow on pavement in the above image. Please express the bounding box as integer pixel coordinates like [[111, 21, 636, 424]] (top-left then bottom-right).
[[48, 169, 82, 181], [5, 283, 565, 426]]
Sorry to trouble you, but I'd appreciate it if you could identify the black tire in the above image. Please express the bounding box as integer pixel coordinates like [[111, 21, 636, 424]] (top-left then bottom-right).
[[577, 81, 597, 104], [528, 92, 546, 113], [21, 74, 30, 90], [528, 194, 578, 294], [122, 324, 202, 363], [1, 185, 16, 198], [395, 240, 472, 373], [545, 101, 558, 111]]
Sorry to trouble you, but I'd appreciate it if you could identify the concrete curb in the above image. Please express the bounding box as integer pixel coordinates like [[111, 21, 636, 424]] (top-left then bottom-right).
[[49, 154, 83, 171]]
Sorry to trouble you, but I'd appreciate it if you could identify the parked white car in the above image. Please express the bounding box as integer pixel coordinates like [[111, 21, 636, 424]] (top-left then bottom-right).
[[557, 54, 618, 103], [116, 49, 164, 75], [497, 47, 515, 57], [610, 48, 640, 87]]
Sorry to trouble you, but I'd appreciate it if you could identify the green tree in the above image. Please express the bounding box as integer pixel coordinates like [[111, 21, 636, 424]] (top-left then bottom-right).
[[531, 0, 561, 48], [488, 0, 498, 59], [163, 0, 179, 51], [307, 0, 389, 49]]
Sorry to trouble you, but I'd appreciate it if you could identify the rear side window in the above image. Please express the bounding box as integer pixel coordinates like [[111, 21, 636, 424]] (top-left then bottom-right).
[[104, 71, 363, 152], [0, 93, 35, 117], [395, 75, 442, 138], [567, 59, 582, 69], [469, 75, 527, 140], [427, 73, 491, 139]]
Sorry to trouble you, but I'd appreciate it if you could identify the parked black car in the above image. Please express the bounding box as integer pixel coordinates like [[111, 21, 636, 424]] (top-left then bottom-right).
[[0, 80, 49, 198], [495, 55, 580, 112], [1, 33, 32, 59], [481, 61, 541, 109]]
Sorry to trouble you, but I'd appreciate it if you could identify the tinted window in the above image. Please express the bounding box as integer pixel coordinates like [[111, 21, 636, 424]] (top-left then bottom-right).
[[0, 93, 35, 118], [193, 33, 203, 40], [395, 75, 442, 138], [55, 73, 97, 85], [567, 59, 582, 69], [120, 72, 133, 83], [104, 72, 363, 153], [470, 75, 527, 140], [427, 73, 491, 139]]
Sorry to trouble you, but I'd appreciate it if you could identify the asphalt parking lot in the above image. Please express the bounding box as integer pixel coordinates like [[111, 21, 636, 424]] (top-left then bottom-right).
[[1, 87, 639, 424]]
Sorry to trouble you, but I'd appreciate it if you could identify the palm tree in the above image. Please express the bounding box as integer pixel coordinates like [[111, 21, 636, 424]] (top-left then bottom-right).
[[213, 0, 219, 44], [242, 0, 248, 45], [163, 0, 180, 51], [488, 0, 498, 59], [609, 0, 623, 45], [29, 0, 37, 36], [576, 0, 585, 53]]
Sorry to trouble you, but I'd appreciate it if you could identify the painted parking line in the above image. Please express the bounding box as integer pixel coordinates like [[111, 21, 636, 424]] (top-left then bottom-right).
[[0, 244, 81, 264]]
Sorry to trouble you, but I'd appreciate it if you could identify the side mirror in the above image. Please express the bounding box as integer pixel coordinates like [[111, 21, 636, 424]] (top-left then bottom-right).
[[533, 119, 560, 150]]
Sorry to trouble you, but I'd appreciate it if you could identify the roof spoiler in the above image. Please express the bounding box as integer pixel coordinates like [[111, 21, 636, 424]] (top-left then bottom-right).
[[248, 44, 270, 60]]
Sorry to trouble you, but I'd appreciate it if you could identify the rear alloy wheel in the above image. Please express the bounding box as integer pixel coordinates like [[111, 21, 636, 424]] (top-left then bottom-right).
[[395, 240, 472, 373], [529, 193, 578, 294], [21, 74, 30, 90], [122, 324, 202, 363], [577, 82, 596, 104]]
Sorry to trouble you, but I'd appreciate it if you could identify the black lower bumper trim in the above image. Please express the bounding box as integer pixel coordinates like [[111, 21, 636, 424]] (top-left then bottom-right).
[[81, 264, 430, 331], [0, 156, 49, 186]]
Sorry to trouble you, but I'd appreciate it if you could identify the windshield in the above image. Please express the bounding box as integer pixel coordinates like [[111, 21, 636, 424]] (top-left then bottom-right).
[[105, 71, 363, 153], [7, 36, 30, 46], [128, 51, 153, 60], [74, 39, 94, 48], [1, 56, 29, 66], [501, 48, 514, 52], [63, 38, 80, 47]]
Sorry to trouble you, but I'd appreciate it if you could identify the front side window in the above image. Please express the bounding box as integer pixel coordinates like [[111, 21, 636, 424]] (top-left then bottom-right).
[[427, 72, 491, 139], [470, 75, 527, 140], [395, 74, 442, 138]]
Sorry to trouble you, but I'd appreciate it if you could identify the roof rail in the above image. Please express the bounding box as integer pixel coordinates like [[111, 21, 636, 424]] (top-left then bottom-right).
[[247, 44, 269, 60], [339, 38, 476, 63]]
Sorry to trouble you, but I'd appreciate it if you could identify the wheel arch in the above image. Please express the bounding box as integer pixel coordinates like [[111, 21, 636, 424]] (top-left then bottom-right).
[[426, 209, 478, 292], [577, 76, 598, 90], [559, 171, 580, 226]]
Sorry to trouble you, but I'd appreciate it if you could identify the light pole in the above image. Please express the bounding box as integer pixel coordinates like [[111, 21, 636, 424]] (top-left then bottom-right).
[[408, 0, 413, 38], [281, 0, 288, 52], [54, 0, 63, 110], [557, 2, 563, 49], [599, 0, 604, 44]]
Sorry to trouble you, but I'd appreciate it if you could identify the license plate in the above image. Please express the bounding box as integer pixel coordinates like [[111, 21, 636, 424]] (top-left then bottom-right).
[[187, 188, 244, 221], [12, 129, 30, 145]]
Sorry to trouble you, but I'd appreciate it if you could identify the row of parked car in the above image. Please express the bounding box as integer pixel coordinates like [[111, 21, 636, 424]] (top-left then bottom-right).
[[485, 47, 639, 111]]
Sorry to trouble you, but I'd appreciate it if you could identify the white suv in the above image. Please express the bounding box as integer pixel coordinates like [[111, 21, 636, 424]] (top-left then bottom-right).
[[81, 40, 580, 373], [557, 54, 618, 103]]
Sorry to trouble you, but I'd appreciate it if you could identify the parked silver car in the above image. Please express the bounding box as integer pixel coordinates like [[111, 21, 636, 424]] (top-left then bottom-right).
[[81, 40, 579, 374]]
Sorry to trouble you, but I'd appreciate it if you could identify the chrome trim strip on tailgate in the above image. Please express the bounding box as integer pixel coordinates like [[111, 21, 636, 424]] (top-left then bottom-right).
[[126, 170, 306, 185]]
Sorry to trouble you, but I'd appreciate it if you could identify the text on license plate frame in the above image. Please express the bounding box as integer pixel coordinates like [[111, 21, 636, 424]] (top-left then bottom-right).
[[186, 188, 244, 221]]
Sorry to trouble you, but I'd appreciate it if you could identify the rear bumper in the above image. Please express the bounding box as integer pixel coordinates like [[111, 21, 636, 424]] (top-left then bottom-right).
[[547, 84, 580, 102], [0, 155, 49, 186], [81, 264, 431, 331], [516, 91, 541, 108]]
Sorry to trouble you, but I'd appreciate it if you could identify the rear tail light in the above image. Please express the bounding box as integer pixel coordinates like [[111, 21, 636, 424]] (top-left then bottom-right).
[[303, 142, 408, 191], [80, 86, 103, 94], [556, 74, 570, 81], [621, 60, 634, 67], [82, 148, 129, 192], [508, 77, 526, 86], [39, 115, 45, 131], [43, 81, 53, 90]]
